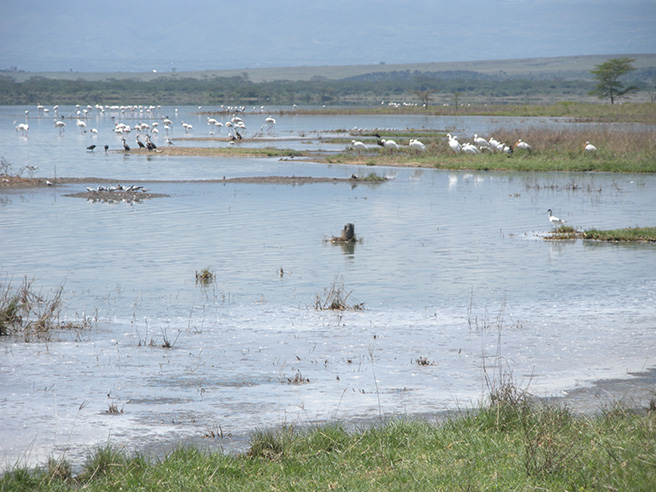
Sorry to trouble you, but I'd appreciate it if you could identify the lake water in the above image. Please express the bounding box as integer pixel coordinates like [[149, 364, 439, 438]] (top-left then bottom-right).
[[1, 105, 655, 471]]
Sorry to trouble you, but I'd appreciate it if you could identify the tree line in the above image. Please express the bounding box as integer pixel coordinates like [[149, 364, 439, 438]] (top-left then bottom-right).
[[0, 58, 650, 106]]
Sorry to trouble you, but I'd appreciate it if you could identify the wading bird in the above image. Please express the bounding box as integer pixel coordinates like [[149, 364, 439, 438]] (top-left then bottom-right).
[[547, 209, 565, 227], [351, 140, 368, 154], [409, 139, 427, 153], [447, 134, 461, 153], [584, 141, 597, 152], [86, 145, 96, 151], [514, 139, 532, 153]]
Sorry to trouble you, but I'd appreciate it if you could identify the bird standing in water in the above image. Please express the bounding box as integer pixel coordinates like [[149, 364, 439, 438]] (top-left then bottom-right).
[[547, 209, 565, 227]]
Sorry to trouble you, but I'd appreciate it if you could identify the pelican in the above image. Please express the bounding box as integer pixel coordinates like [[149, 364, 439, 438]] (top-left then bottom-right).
[[514, 139, 532, 152], [447, 134, 461, 154], [409, 139, 427, 153], [351, 140, 368, 154], [547, 209, 565, 227], [584, 141, 597, 152]]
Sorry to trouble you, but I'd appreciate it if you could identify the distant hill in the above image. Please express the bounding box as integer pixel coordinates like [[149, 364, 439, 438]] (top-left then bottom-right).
[[3, 54, 656, 84]]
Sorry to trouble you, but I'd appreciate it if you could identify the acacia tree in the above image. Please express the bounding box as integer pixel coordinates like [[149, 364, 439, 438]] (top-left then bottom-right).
[[589, 57, 639, 104], [411, 89, 436, 110]]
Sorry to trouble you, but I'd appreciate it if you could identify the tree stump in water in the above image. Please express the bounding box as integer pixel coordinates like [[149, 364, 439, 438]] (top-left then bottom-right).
[[331, 223, 356, 243]]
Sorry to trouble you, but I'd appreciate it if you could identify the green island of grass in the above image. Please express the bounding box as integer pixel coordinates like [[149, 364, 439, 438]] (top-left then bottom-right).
[[547, 226, 656, 242]]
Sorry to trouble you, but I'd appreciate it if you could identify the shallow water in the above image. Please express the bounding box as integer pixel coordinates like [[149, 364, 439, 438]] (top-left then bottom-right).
[[1, 105, 655, 470]]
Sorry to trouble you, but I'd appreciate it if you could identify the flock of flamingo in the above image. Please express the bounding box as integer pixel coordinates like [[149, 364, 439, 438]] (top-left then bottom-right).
[[14, 104, 279, 152]]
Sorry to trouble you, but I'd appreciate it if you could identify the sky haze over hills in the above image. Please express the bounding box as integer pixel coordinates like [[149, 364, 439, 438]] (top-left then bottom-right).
[[2, 0, 655, 73]]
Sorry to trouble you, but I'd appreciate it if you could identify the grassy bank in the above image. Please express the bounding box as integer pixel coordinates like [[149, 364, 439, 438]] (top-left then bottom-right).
[[326, 126, 656, 173], [3, 399, 655, 491]]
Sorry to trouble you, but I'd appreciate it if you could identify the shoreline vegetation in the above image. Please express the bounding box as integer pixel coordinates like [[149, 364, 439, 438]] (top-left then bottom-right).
[[3, 391, 654, 490]]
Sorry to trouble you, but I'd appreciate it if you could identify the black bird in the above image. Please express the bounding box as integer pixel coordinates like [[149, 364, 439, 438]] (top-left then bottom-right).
[[122, 138, 130, 151], [104, 145, 109, 152], [145, 135, 157, 151], [86, 144, 96, 151], [136, 136, 146, 149]]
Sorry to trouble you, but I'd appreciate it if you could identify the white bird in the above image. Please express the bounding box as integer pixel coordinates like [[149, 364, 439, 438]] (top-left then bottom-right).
[[462, 142, 481, 154], [447, 134, 461, 154], [15, 123, 29, 136], [473, 134, 489, 148], [409, 139, 427, 153], [54, 120, 66, 134], [584, 141, 597, 152], [547, 209, 565, 227], [351, 140, 368, 154], [381, 139, 400, 151], [76, 119, 87, 132], [514, 139, 532, 152]]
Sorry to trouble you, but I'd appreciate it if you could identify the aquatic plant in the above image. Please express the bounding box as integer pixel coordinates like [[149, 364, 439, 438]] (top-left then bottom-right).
[[195, 267, 216, 283], [314, 276, 364, 311], [0, 276, 89, 339]]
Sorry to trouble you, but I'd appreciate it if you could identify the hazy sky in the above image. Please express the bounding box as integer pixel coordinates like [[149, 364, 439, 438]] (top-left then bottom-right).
[[2, 0, 655, 73]]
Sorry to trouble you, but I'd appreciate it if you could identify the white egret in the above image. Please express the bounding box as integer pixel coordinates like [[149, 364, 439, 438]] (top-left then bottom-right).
[[584, 141, 597, 152]]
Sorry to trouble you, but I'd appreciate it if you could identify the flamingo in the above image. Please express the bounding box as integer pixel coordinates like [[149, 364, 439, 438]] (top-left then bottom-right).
[[584, 141, 597, 152], [547, 209, 565, 227], [76, 119, 87, 133], [15, 123, 29, 136], [54, 120, 66, 134]]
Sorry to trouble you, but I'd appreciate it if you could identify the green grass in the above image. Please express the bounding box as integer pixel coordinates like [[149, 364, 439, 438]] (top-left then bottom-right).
[[326, 126, 656, 173], [3, 402, 655, 491], [583, 226, 656, 242]]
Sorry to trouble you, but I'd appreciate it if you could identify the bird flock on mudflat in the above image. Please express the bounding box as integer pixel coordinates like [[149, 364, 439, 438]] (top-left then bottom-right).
[[85, 184, 149, 194], [349, 132, 599, 156], [14, 103, 279, 153]]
